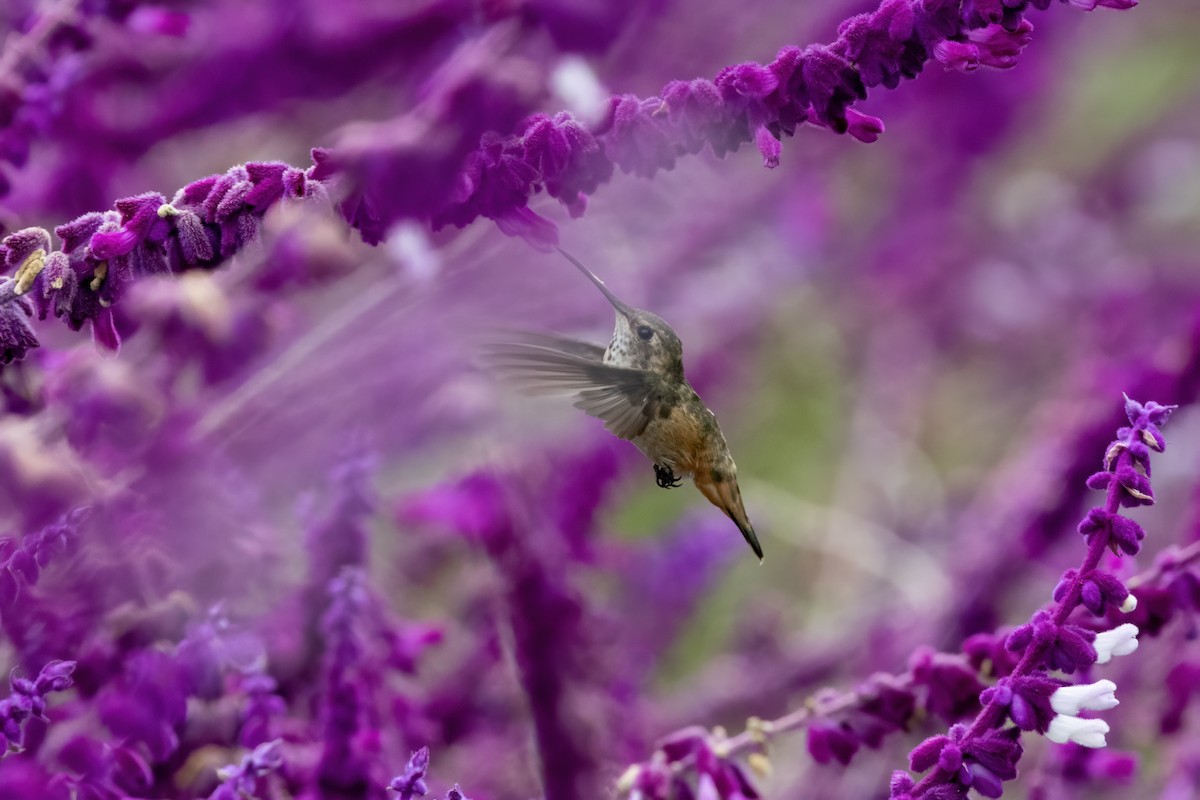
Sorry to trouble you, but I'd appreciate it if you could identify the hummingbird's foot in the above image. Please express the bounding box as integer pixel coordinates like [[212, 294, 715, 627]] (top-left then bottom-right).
[[654, 464, 683, 489]]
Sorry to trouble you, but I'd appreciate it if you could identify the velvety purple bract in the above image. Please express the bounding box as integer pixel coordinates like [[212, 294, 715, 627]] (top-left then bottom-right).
[[0, 292, 37, 364], [807, 720, 860, 765], [0, 660, 75, 751]]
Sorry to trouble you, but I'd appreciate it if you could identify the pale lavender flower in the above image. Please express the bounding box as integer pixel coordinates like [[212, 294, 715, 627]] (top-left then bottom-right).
[[0, 659, 75, 752], [387, 746, 430, 799], [209, 740, 284, 800]]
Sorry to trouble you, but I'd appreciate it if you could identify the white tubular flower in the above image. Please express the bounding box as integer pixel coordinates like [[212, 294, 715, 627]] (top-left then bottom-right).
[[1046, 715, 1110, 748], [1094, 623, 1139, 664], [1050, 679, 1119, 716]]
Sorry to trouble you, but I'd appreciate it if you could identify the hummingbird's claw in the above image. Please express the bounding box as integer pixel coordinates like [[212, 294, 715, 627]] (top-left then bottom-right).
[[654, 464, 683, 489]]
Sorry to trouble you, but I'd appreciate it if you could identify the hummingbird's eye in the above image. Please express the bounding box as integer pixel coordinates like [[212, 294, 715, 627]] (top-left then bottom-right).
[[637, 325, 654, 341]]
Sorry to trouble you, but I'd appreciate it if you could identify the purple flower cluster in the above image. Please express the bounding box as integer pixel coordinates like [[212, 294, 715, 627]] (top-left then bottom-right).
[[399, 464, 616, 800], [0, 2, 188, 203], [619, 399, 1177, 799], [327, 0, 1133, 248], [0, 0, 1134, 349], [0, 659, 74, 751], [621, 725, 763, 799], [315, 567, 375, 796], [386, 746, 473, 800], [0, 509, 80, 609], [893, 398, 1173, 799], [387, 746, 430, 799], [0, 159, 325, 354], [208, 739, 283, 800]]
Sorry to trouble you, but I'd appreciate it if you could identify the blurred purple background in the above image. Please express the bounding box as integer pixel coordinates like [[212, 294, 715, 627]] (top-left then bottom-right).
[[1, 0, 1199, 797]]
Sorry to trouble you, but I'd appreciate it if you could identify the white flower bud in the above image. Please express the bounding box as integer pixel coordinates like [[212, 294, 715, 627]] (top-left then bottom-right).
[[1094, 623, 1139, 664], [552, 57, 609, 124], [616, 765, 639, 794], [1046, 715, 1110, 748], [1119, 593, 1138, 613], [1051, 679, 1119, 716]]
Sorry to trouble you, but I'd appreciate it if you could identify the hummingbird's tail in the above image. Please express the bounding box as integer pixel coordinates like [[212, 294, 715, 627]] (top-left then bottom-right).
[[695, 472, 764, 562]]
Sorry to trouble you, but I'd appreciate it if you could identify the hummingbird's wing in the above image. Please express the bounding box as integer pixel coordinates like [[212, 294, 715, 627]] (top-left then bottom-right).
[[482, 332, 664, 440]]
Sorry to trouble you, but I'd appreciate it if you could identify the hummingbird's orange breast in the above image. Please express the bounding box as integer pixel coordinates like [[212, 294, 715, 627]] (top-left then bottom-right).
[[632, 388, 729, 478]]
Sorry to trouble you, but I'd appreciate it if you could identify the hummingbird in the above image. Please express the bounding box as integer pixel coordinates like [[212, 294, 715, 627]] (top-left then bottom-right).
[[484, 249, 763, 561]]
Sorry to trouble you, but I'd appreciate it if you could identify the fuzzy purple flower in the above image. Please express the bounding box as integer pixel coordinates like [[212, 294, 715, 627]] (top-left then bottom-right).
[[910, 648, 984, 721], [0, 659, 75, 752], [907, 724, 1022, 798], [388, 747, 430, 799], [208, 740, 283, 800], [315, 568, 375, 796], [979, 675, 1061, 733]]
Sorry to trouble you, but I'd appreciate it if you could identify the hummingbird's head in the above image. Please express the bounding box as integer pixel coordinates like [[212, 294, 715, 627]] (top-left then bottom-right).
[[609, 307, 684, 379], [556, 248, 685, 379]]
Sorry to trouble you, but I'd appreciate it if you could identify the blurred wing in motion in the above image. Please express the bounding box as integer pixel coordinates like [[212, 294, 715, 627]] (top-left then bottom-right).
[[482, 331, 663, 440]]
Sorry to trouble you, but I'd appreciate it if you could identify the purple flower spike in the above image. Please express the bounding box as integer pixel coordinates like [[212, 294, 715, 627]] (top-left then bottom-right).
[[388, 747, 431, 798], [315, 568, 375, 794], [240, 672, 285, 748], [901, 400, 1170, 798], [209, 740, 284, 800], [0, 660, 76, 751]]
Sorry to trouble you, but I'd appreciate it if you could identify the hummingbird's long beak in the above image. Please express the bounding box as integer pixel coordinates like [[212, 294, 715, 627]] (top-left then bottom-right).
[[556, 247, 633, 317]]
